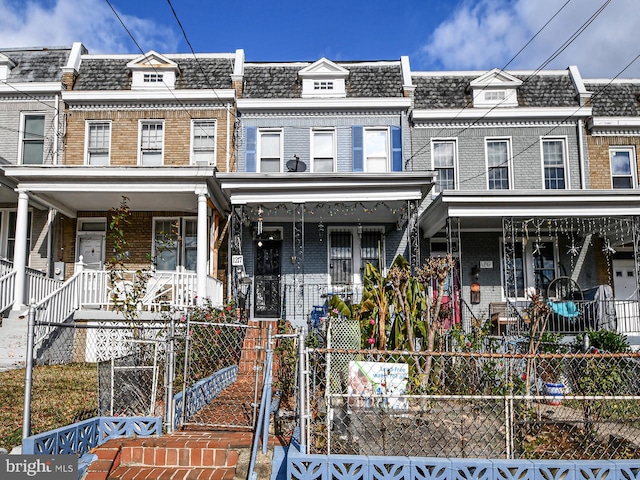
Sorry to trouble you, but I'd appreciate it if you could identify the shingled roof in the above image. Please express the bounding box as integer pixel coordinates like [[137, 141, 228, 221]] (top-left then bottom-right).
[[242, 61, 404, 98], [411, 71, 579, 110], [585, 81, 640, 117], [0, 46, 71, 83], [73, 55, 234, 90]]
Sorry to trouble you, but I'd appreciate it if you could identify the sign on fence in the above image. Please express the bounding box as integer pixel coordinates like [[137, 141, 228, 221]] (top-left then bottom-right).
[[347, 361, 408, 410]]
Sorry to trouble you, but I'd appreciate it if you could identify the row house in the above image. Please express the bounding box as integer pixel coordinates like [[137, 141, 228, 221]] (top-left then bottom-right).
[[1, 44, 243, 323], [0, 45, 75, 314], [1, 42, 639, 339], [414, 68, 640, 336], [220, 57, 434, 324]]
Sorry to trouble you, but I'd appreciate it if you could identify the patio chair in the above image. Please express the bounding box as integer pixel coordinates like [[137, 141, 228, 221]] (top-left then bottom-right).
[[547, 276, 583, 331]]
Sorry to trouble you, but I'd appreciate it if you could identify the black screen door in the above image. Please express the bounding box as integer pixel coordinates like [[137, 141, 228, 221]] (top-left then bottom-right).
[[254, 241, 281, 318]]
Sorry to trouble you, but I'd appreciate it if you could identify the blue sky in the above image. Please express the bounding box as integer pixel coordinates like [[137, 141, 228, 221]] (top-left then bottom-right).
[[1, 0, 639, 78]]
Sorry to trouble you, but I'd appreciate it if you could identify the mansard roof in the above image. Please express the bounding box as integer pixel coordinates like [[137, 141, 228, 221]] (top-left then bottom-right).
[[0, 46, 72, 82], [241, 60, 404, 98], [584, 80, 640, 117], [411, 70, 579, 109], [72, 54, 235, 90]]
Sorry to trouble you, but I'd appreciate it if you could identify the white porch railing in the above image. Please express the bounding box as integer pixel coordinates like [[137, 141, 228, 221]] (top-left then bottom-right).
[[33, 271, 83, 344], [26, 270, 62, 304], [0, 257, 12, 277], [0, 270, 16, 313], [78, 270, 223, 311]]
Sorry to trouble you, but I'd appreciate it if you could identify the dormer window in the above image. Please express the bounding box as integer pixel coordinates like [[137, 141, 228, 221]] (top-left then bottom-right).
[[470, 68, 521, 108], [0, 53, 16, 81], [143, 73, 164, 83], [127, 51, 179, 90], [314, 81, 334, 91], [299, 58, 348, 98]]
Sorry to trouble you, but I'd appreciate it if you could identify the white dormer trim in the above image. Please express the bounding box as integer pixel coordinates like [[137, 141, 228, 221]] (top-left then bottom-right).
[[0, 53, 16, 81], [127, 50, 180, 90], [470, 68, 522, 108], [299, 58, 349, 98]]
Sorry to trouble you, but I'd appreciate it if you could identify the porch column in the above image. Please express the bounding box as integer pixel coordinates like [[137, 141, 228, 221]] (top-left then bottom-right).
[[12, 189, 29, 310], [196, 191, 208, 305]]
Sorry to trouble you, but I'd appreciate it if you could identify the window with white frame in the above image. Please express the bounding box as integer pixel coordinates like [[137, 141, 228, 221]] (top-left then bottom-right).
[[143, 73, 163, 83], [504, 239, 557, 298], [258, 130, 282, 172], [3, 210, 32, 261], [192, 120, 216, 165], [486, 139, 511, 190], [140, 121, 164, 166], [153, 218, 198, 272], [21, 114, 45, 164], [610, 147, 637, 188], [364, 128, 389, 172], [432, 140, 456, 192], [329, 227, 384, 287], [86, 121, 111, 165], [314, 81, 334, 91], [542, 138, 567, 189], [311, 129, 335, 172]]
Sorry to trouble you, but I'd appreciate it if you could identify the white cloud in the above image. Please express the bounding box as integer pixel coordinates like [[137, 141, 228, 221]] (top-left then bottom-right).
[[419, 0, 640, 78], [0, 0, 179, 53]]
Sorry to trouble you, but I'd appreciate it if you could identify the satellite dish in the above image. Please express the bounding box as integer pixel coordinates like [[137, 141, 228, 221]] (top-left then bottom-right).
[[286, 155, 307, 172]]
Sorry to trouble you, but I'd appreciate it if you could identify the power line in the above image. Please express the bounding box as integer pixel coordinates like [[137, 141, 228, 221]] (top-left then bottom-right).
[[104, 0, 234, 161], [405, 0, 613, 168]]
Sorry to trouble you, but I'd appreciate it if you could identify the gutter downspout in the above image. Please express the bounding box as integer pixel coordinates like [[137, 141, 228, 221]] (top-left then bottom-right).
[[577, 118, 587, 189], [53, 94, 60, 165], [226, 104, 230, 172]]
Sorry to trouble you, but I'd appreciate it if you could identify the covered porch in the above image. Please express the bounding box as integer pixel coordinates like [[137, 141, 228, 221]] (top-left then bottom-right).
[[420, 190, 640, 337], [218, 171, 436, 328], [1, 165, 229, 320]]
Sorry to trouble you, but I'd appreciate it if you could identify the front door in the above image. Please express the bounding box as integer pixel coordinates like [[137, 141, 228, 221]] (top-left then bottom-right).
[[78, 235, 104, 270], [254, 240, 281, 318], [612, 258, 638, 331]]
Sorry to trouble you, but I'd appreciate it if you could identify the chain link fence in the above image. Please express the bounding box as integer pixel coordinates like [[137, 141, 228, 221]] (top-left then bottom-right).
[[303, 320, 640, 460]]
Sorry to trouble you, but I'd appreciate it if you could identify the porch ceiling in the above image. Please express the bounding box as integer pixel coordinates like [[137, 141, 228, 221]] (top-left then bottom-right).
[[218, 171, 436, 223], [0, 166, 230, 217], [421, 190, 640, 238]]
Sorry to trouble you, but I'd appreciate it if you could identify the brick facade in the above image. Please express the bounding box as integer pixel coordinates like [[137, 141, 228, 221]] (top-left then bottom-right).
[[587, 135, 640, 189], [63, 108, 235, 171]]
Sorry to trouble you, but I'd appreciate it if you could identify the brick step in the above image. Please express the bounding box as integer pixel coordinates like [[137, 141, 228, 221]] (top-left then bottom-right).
[[119, 437, 240, 468], [106, 465, 236, 480]]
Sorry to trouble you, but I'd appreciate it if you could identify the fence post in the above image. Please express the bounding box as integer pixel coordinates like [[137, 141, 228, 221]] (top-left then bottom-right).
[[298, 330, 307, 453], [165, 315, 176, 433], [22, 301, 36, 440]]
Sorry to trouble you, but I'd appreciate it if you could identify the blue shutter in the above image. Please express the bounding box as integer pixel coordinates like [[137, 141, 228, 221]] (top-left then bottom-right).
[[391, 126, 402, 172], [352, 126, 363, 172], [245, 127, 257, 172]]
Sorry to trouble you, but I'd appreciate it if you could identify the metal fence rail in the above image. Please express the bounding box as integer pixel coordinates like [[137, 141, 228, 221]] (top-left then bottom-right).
[[303, 345, 640, 459]]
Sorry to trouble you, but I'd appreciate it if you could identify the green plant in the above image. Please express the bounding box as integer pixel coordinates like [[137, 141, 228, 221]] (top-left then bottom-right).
[[580, 329, 630, 353]]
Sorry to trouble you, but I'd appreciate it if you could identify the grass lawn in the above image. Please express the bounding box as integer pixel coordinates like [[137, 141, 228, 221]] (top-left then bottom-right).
[[0, 363, 98, 452]]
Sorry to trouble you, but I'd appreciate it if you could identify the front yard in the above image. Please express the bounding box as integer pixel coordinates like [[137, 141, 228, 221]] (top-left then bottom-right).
[[0, 363, 97, 452]]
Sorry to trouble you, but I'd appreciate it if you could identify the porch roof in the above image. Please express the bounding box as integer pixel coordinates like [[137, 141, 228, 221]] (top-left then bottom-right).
[[420, 190, 640, 237], [218, 171, 436, 223], [0, 165, 230, 218]]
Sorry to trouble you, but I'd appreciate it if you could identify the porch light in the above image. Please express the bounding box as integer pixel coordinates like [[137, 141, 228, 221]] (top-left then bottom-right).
[[318, 221, 325, 242], [257, 206, 263, 235]]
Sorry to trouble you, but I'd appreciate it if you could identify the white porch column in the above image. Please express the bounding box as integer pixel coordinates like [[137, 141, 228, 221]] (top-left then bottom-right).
[[196, 191, 208, 305], [12, 189, 30, 310]]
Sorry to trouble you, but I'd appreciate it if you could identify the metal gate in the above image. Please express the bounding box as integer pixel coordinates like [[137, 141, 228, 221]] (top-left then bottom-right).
[[177, 318, 267, 430]]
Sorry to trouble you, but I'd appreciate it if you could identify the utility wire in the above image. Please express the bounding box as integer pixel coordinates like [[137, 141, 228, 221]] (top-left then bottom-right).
[[104, 0, 233, 160], [405, 0, 612, 168]]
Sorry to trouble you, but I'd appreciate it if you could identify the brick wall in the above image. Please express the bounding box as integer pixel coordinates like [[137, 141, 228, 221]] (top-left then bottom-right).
[[587, 135, 640, 189], [63, 108, 235, 171]]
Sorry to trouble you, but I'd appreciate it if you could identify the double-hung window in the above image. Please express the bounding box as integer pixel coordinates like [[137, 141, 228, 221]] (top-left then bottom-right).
[[505, 239, 557, 298], [432, 140, 456, 192], [5, 211, 32, 261], [329, 227, 384, 287], [259, 130, 282, 172], [21, 114, 45, 164], [542, 138, 567, 189], [153, 218, 198, 272], [486, 139, 511, 190], [192, 120, 216, 165], [610, 147, 637, 188], [86, 121, 111, 165], [140, 121, 164, 166], [311, 129, 335, 172], [364, 129, 389, 172]]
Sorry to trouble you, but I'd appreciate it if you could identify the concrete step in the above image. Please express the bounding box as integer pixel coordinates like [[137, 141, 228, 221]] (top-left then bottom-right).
[[0, 316, 29, 371]]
